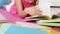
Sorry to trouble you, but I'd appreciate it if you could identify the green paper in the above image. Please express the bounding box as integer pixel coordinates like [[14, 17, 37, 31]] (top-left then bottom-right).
[[37, 22, 60, 26]]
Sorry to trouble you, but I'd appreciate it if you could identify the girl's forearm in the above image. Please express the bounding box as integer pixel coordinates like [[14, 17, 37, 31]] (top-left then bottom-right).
[[16, 0, 27, 18], [16, 0, 23, 15]]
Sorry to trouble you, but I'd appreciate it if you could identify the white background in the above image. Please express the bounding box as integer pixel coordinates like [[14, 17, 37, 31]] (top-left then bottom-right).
[[50, 0, 60, 16], [50, 0, 60, 6], [39, 0, 50, 16]]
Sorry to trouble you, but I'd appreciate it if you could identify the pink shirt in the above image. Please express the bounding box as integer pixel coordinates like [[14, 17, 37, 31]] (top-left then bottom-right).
[[10, 0, 34, 18], [21, 0, 34, 8]]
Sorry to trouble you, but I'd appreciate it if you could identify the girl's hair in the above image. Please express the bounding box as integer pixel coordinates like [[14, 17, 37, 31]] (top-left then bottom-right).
[[34, 0, 37, 5]]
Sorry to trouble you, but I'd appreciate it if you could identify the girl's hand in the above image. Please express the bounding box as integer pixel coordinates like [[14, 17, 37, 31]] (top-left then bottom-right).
[[24, 7, 42, 16], [18, 11, 27, 18]]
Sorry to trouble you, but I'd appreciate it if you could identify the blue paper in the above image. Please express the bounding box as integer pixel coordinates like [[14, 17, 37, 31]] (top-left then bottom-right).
[[5, 25, 48, 34]]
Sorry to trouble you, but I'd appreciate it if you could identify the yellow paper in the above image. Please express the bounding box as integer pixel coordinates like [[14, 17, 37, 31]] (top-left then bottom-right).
[[40, 20, 60, 23], [48, 30, 55, 34]]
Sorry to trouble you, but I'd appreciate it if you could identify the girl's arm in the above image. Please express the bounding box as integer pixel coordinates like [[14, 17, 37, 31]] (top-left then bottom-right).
[[16, 0, 23, 11], [16, 0, 27, 18]]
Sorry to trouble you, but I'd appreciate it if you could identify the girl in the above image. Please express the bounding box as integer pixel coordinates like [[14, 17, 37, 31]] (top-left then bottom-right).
[[10, 0, 42, 18], [0, 0, 50, 29]]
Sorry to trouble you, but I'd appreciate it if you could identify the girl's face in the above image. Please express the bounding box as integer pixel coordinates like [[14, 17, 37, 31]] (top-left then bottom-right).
[[25, 0, 35, 3]]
